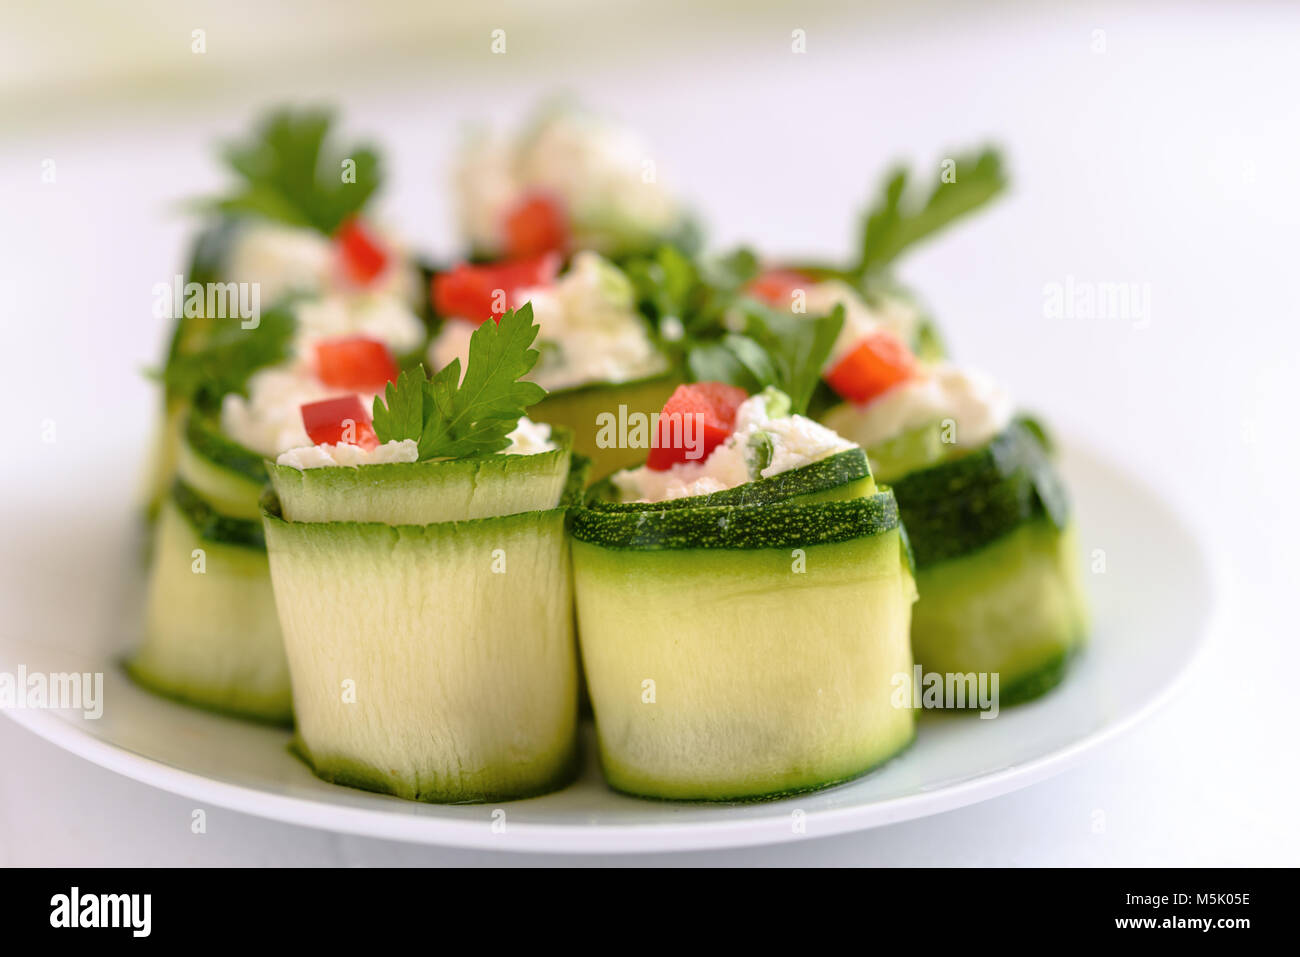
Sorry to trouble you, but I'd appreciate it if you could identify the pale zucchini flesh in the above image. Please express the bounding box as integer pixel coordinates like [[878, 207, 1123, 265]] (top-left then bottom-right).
[[910, 518, 1087, 704], [571, 498, 917, 802], [531, 373, 679, 482], [267, 436, 573, 526], [263, 506, 579, 803], [175, 433, 265, 519], [128, 495, 292, 725]]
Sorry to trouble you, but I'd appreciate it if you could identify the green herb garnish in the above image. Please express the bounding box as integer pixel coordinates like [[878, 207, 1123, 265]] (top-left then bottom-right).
[[686, 302, 843, 416], [746, 430, 774, 480], [372, 304, 547, 460], [853, 147, 1006, 275], [201, 108, 382, 235]]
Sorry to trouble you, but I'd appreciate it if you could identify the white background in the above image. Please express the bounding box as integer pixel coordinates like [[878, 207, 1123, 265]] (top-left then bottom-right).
[[1, 0, 1297, 865]]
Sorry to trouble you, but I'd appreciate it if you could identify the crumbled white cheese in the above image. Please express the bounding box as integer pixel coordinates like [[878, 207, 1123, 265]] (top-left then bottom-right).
[[224, 223, 335, 308], [612, 390, 854, 503], [505, 417, 557, 455], [294, 293, 425, 357], [823, 363, 1014, 450], [276, 439, 419, 470], [455, 108, 681, 255], [270, 419, 554, 471], [225, 221, 423, 310], [428, 252, 667, 391], [220, 366, 341, 455]]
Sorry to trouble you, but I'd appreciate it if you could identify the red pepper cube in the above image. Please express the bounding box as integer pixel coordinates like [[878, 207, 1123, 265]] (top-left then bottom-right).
[[430, 253, 562, 324], [746, 269, 813, 310], [646, 382, 749, 471], [504, 193, 569, 259], [314, 336, 399, 393], [300, 395, 379, 450], [335, 217, 389, 286], [824, 330, 917, 405]]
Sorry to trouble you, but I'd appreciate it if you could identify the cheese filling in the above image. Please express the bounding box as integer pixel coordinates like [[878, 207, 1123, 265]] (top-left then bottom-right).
[[824, 363, 1015, 451], [274, 417, 557, 470], [428, 252, 667, 392], [612, 389, 854, 503], [455, 108, 682, 255]]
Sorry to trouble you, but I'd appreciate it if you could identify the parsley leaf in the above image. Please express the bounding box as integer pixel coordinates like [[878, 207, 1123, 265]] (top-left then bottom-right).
[[742, 302, 844, 416], [625, 243, 760, 353], [854, 147, 1007, 274], [685, 301, 843, 416], [202, 108, 382, 235], [372, 304, 548, 460]]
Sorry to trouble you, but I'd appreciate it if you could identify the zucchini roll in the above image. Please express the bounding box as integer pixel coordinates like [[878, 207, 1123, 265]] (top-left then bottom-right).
[[573, 383, 916, 801], [262, 307, 582, 802], [823, 365, 1088, 703], [133, 282, 427, 723]]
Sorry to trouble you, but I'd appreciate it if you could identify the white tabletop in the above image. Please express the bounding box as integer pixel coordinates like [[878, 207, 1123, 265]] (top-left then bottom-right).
[[2, 0, 1297, 866]]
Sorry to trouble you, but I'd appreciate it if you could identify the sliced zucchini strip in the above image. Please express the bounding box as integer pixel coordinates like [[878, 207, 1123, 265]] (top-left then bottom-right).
[[530, 372, 680, 481], [262, 495, 579, 803], [176, 412, 267, 520], [584, 447, 875, 512], [128, 481, 291, 725], [910, 518, 1087, 704], [267, 427, 574, 525], [887, 419, 1086, 701], [571, 490, 916, 801]]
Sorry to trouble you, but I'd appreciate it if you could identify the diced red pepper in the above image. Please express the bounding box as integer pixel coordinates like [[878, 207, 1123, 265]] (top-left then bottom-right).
[[300, 395, 379, 450], [503, 193, 569, 259], [746, 269, 813, 310], [335, 217, 389, 286], [824, 330, 918, 404], [314, 336, 399, 393], [430, 253, 562, 323], [647, 382, 749, 471]]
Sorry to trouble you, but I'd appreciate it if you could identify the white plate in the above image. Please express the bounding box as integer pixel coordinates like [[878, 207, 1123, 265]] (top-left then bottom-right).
[[0, 436, 1211, 853]]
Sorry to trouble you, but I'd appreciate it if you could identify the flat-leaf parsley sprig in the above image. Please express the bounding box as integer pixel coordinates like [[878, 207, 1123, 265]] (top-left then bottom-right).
[[372, 304, 547, 460]]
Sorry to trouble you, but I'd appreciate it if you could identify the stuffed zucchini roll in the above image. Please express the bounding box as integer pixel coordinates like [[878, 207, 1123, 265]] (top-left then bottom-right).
[[454, 103, 696, 261], [262, 306, 581, 803], [147, 107, 427, 518], [822, 360, 1087, 703], [573, 382, 916, 801], [429, 251, 676, 479], [132, 291, 426, 724]]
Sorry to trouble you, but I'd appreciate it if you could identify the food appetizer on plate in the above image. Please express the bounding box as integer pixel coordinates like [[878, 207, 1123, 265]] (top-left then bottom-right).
[[132, 315, 424, 723], [454, 103, 697, 261], [132, 232, 428, 724], [573, 377, 916, 801], [129, 103, 1089, 808], [145, 108, 427, 518], [820, 352, 1087, 703], [428, 250, 678, 478], [262, 306, 583, 802]]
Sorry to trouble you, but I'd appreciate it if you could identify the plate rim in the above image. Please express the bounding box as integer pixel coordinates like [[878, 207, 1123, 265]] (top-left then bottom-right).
[[1, 435, 1217, 854]]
